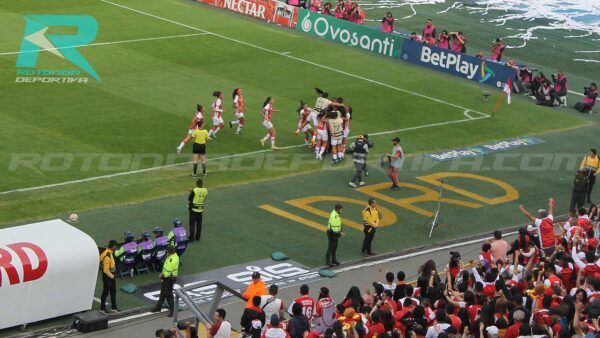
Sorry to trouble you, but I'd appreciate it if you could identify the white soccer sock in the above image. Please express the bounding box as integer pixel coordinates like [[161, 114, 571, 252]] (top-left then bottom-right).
[[319, 147, 325, 156], [231, 120, 239, 125], [262, 134, 270, 141], [236, 124, 243, 133], [178, 142, 185, 149], [338, 152, 343, 158], [333, 154, 338, 160], [270, 137, 276, 146]]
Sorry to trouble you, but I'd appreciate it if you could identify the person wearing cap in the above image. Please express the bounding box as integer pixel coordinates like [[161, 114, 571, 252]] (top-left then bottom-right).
[[262, 314, 289, 338], [580, 149, 599, 204], [485, 325, 499, 338], [361, 198, 380, 256], [151, 245, 179, 317], [99, 240, 120, 314], [326, 204, 343, 267], [518, 198, 556, 256], [347, 134, 369, 187], [243, 272, 268, 308], [385, 137, 403, 191]]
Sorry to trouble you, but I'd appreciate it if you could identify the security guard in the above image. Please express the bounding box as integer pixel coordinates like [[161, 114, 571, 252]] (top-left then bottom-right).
[[580, 149, 600, 204], [151, 245, 179, 317], [361, 199, 380, 256], [325, 203, 343, 267], [188, 179, 208, 242], [99, 240, 119, 313]]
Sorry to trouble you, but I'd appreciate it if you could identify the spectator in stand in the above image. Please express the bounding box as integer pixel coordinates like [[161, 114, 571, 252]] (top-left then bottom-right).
[[475, 50, 486, 60], [381, 12, 394, 33], [422, 19, 437, 42], [341, 285, 365, 310], [263, 315, 288, 338], [490, 230, 509, 263], [241, 296, 266, 338], [288, 303, 310, 338], [260, 285, 285, 325], [209, 309, 231, 338], [535, 80, 554, 107], [322, 2, 332, 15], [551, 71, 568, 105], [450, 32, 466, 53], [490, 38, 505, 61], [518, 198, 556, 255], [313, 287, 336, 333], [288, 284, 315, 322], [575, 82, 599, 113], [243, 272, 268, 308], [392, 271, 407, 301], [410, 32, 420, 42], [417, 259, 440, 298]]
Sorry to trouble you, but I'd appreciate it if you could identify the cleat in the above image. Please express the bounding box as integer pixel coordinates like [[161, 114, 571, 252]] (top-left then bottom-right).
[[359, 181, 366, 186], [202, 173, 207, 177], [176, 146, 182, 155], [260, 139, 266, 147], [271, 146, 281, 151], [192, 174, 197, 178], [294, 129, 300, 135], [348, 182, 357, 187], [235, 131, 241, 135], [364, 170, 369, 177], [228, 121, 233, 128], [207, 135, 213, 140]]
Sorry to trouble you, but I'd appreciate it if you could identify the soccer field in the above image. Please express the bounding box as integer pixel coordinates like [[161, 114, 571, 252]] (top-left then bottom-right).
[[0, 0, 587, 226]]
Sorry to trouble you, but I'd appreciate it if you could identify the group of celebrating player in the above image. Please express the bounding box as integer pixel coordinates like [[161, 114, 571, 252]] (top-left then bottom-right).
[[175, 88, 354, 164]]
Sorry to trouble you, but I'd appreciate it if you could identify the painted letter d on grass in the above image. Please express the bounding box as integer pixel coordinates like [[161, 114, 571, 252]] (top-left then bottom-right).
[[17, 15, 100, 81]]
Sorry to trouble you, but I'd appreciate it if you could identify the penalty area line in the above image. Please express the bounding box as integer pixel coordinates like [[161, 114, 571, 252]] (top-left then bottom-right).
[[0, 115, 489, 196]]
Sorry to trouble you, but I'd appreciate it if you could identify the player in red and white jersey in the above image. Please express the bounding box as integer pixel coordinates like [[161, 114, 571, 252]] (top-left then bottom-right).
[[312, 287, 335, 333], [229, 88, 245, 135], [341, 106, 352, 152], [259, 97, 281, 150], [288, 284, 315, 322], [294, 102, 318, 147], [208, 91, 225, 139], [177, 104, 205, 154], [314, 113, 328, 160]]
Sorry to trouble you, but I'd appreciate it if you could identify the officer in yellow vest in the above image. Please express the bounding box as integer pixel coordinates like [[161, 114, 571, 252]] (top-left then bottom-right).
[[580, 149, 600, 204], [325, 203, 343, 267], [188, 179, 208, 242], [361, 198, 380, 256], [151, 245, 179, 317]]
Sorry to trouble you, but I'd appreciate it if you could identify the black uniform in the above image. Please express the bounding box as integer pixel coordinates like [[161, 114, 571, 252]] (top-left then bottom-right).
[[570, 172, 588, 211]]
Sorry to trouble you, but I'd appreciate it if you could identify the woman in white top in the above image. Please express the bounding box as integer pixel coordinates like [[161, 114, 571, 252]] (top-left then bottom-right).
[[208, 91, 225, 139], [259, 97, 281, 150]]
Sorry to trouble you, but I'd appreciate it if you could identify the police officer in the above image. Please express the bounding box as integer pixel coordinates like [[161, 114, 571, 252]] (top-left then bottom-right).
[[361, 198, 380, 256], [188, 179, 208, 242], [151, 245, 179, 317], [580, 149, 599, 204], [99, 240, 119, 313], [348, 135, 369, 187], [325, 204, 343, 267], [570, 170, 589, 212]]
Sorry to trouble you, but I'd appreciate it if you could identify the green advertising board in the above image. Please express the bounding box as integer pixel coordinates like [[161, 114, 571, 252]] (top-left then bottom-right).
[[296, 9, 402, 58]]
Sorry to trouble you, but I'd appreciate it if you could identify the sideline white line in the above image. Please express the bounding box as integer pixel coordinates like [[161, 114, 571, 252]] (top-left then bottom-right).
[[334, 230, 519, 273], [0, 33, 211, 56], [99, 0, 490, 118], [569, 90, 584, 97], [0, 116, 488, 196]]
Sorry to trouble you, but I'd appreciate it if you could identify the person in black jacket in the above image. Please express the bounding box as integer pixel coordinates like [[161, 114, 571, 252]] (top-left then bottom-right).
[[288, 303, 310, 338], [571, 170, 589, 212], [240, 296, 265, 338]]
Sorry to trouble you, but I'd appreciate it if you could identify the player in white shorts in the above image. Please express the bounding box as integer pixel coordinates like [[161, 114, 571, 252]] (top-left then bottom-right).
[[228, 88, 245, 135], [259, 97, 281, 150], [314, 113, 329, 160], [207, 91, 225, 139], [294, 102, 318, 147], [328, 110, 344, 163], [176, 104, 204, 154]]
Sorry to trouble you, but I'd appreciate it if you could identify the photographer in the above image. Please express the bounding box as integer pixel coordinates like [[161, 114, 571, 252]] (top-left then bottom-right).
[[381, 12, 394, 33], [575, 83, 598, 113], [491, 38, 505, 62], [535, 80, 554, 107], [347, 135, 369, 187], [551, 71, 568, 106]]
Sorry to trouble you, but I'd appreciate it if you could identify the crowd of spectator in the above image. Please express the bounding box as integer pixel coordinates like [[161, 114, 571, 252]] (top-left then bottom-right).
[[288, 0, 366, 24], [218, 198, 600, 338]]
